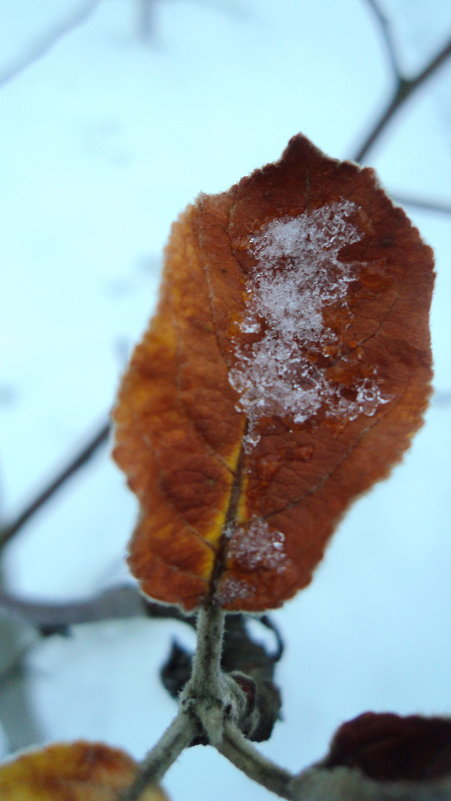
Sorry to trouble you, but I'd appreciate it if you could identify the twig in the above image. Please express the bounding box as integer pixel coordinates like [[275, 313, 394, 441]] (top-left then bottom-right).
[[363, 0, 402, 80], [137, 0, 154, 42], [0, 585, 197, 634], [0, 585, 144, 630], [391, 193, 451, 216], [354, 26, 451, 162], [121, 601, 292, 798], [0, 0, 103, 89], [433, 390, 451, 407], [0, 422, 110, 550], [218, 721, 294, 799], [122, 605, 230, 800], [179, 604, 246, 746], [121, 712, 196, 801], [189, 604, 225, 696]]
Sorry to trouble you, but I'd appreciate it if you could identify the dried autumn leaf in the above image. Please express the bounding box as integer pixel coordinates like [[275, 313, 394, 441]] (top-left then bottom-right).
[[292, 711, 451, 800], [323, 712, 451, 782], [0, 741, 168, 801], [113, 134, 434, 612]]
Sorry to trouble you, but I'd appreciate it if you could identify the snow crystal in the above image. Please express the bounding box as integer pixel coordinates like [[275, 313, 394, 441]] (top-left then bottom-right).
[[215, 577, 254, 605], [229, 200, 389, 436], [228, 516, 287, 572]]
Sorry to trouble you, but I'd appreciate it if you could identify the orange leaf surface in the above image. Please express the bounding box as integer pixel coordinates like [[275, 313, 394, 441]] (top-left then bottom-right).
[[113, 134, 434, 612], [0, 741, 168, 801]]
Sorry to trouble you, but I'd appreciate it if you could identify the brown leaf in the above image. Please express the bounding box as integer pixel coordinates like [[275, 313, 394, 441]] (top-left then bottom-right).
[[292, 712, 451, 800], [323, 712, 451, 782], [0, 741, 168, 800], [113, 134, 434, 612]]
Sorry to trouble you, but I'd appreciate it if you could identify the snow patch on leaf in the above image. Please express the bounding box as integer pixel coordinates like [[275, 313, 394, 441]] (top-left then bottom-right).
[[229, 200, 389, 440], [215, 577, 255, 606], [216, 518, 289, 605], [228, 516, 287, 572]]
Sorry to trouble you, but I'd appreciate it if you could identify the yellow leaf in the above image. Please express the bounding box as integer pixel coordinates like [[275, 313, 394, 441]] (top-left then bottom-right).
[[0, 741, 169, 801]]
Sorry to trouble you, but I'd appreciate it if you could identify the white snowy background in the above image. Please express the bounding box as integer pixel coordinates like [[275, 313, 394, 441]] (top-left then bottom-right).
[[0, 0, 450, 798]]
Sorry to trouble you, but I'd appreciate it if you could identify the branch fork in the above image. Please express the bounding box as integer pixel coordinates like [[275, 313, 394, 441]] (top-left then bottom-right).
[[121, 602, 293, 800], [178, 604, 249, 746]]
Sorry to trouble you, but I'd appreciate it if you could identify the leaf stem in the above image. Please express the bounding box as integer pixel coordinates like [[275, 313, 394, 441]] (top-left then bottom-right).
[[179, 603, 244, 747], [189, 603, 225, 695]]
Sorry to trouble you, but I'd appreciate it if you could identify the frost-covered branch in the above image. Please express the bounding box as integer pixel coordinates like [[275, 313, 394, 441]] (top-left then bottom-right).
[[0, 0, 102, 89]]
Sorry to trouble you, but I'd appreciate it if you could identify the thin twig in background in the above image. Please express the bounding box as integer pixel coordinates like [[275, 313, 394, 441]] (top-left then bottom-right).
[[0, 585, 145, 630], [364, 0, 402, 80], [433, 391, 451, 407], [0, 585, 192, 632], [354, 1, 451, 162], [0, 422, 110, 550], [0, 0, 102, 89], [137, 0, 154, 41], [391, 194, 451, 216]]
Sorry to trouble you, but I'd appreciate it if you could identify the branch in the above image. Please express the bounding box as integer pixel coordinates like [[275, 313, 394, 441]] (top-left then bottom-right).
[[0, 585, 142, 630], [0, 585, 198, 636], [120, 712, 196, 801], [120, 605, 232, 800], [136, 0, 154, 42], [0, 0, 103, 89], [188, 604, 225, 696], [391, 193, 451, 216], [354, 6, 451, 162], [179, 604, 246, 747], [363, 0, 402, 80], [433, 390, 451, 407], [123, 601, 292, 798], [0, 421, 110, 550], [218, 721, 294, 799]]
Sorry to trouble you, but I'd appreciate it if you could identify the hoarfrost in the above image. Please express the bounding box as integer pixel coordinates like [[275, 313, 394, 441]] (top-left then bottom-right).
[[229, 200, 389, 436], [215, 577, 254, 605], [228, 516, 287, 572]]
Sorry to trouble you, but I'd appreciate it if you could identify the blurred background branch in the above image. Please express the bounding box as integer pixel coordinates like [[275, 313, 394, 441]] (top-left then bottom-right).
[[354, 4, 451, 161], [0, 422, 110, 551], [0, 0, 102, 89]]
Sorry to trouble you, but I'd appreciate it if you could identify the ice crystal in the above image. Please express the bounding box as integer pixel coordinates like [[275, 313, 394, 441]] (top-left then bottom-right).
[[215, 577, 254, 605], [228, 516, 287, 572], [229, 199, 388, 437]]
